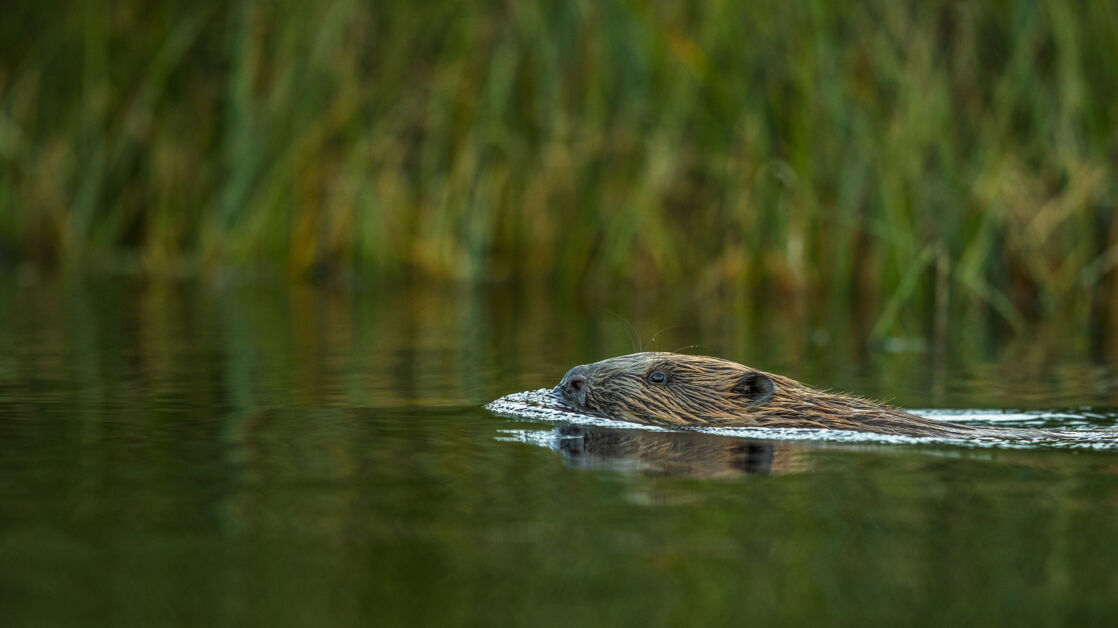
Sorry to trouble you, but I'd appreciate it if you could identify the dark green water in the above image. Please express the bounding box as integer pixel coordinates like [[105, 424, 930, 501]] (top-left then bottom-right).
[[1, 275, 1117, 626]]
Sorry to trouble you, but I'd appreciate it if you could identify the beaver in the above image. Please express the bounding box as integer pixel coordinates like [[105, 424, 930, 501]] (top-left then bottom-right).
[[553, 352, 991, 438]]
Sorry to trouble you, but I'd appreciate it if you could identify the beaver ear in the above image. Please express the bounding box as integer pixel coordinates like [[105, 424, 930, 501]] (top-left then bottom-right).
[[733, 372, 775, 405]]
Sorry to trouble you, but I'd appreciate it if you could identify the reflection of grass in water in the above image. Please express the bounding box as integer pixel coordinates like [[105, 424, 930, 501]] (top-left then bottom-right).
[[2, 2, 1117, 333]]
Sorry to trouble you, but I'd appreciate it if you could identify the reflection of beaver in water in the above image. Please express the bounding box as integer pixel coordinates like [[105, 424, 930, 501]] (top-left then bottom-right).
[[554, 352, 983, 438], [556, 423, 809, 477]]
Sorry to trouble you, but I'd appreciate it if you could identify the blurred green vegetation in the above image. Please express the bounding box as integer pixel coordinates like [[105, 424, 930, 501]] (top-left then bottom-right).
[[1, 1, 1116, 329]]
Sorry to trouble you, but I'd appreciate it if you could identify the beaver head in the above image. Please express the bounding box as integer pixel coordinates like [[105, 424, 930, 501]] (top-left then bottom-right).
[[554, 352, 777, 426]]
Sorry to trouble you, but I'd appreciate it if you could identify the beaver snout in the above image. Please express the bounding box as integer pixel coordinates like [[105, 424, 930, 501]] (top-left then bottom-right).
[[555, 364, 592, 407]]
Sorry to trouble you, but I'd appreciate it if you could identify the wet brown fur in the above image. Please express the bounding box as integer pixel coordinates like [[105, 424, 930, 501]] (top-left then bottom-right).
[[557, 352, 984, 438]]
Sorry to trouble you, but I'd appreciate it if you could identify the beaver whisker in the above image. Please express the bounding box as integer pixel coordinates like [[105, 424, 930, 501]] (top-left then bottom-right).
[[606, 311, 642, 354]]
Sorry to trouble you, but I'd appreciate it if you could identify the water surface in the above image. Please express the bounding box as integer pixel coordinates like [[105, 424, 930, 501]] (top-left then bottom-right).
[[1, 276, 1116, 626]]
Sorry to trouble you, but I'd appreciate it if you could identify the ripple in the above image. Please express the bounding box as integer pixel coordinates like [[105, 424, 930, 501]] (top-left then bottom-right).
[[486, 389, 1118, 451]]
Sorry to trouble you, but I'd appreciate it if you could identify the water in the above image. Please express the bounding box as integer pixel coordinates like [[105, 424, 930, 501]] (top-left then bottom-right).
[[1, 275, 1117, 626]]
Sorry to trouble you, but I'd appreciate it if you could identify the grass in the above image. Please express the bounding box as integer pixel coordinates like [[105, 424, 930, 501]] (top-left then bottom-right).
[[1, 0, 1116, 338]]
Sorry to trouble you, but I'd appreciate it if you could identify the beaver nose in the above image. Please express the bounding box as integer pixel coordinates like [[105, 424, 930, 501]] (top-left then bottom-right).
[[555, 364, 591, 406]]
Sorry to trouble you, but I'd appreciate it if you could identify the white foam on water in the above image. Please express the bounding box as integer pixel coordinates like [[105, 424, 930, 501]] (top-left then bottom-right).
[[913, 408, 1093, 423], [485, 389, 1118, 451]]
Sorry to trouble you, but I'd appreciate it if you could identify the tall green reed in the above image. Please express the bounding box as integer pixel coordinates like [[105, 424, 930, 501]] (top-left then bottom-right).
[[0, 0, 1115, 339]]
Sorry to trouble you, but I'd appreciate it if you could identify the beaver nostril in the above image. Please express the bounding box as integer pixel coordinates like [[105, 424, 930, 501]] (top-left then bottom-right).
[[557, 365, 592, 406], [564, 375, 587, 394]]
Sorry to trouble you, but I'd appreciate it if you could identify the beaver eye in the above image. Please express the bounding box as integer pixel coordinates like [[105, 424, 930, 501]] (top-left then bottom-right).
[[648, 370, 668, 385]]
